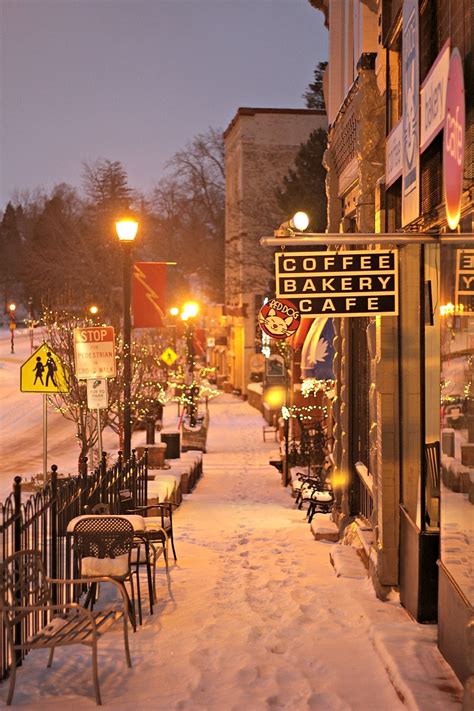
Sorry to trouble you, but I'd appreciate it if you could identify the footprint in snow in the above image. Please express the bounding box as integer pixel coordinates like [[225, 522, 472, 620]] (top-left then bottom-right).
[[306, 691, 350, 710], [266, 640, 287, 655]]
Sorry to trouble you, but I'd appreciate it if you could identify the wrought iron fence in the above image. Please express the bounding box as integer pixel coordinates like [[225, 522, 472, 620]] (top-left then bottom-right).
[[0, 449, 148, 681]]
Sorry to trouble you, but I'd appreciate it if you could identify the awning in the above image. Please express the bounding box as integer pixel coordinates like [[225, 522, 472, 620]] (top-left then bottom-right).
[[300, 318, 335, 380]]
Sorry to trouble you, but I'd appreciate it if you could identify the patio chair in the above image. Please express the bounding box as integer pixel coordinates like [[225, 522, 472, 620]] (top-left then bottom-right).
[[69, 516, 139, 631], [87, 507, 167, 608], [0, 549, 131, 706], [119, 488, 178, 561]]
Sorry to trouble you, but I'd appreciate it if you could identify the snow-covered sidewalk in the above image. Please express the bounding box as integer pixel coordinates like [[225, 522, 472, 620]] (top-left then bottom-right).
[[5, 394, 462, 709]]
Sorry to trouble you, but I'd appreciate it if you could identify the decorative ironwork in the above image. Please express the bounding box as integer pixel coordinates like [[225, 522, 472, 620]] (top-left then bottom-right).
[[0, 450, 147, 682]]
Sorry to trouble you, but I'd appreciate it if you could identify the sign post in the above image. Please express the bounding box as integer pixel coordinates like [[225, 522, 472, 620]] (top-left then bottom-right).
[[87, 379, 109, 465], [20, 343, 69, 482]]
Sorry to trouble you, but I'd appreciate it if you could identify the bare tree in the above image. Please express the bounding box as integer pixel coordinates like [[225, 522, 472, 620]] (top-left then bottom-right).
[[42, 309, 171, 469], [149, 128, 225, 301]]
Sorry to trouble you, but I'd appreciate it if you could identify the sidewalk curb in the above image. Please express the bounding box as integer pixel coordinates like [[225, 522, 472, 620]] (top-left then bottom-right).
[[369, 623, 463, 710]]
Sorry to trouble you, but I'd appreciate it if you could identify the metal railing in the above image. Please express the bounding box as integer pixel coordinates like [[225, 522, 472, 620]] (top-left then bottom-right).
[[0, 449, 148, 681], [352, 462, 374, 524]]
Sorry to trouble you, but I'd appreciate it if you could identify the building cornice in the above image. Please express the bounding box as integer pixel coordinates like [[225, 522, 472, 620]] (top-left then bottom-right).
[[224, 107, 326, 139], [308, 0, 329, 29]]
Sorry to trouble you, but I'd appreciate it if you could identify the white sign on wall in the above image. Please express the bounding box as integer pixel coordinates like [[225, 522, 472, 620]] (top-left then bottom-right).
[[385, 119, 403, 188], [402, 0, 420, 226], [420, 40, 450, 153], [87, 379, 109, 410]]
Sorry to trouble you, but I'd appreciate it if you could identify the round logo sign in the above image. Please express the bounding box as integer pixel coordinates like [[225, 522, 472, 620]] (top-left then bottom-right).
[[444, 48, 465, 230], [258, 298, 301, 340]]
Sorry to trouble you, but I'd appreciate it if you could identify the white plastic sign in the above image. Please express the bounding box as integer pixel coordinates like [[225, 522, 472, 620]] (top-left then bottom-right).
[[87, 379, 109, 409]]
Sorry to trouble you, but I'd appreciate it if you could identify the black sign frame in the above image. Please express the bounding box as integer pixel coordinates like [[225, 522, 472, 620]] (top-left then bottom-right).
[[275, 249, 399, 317]]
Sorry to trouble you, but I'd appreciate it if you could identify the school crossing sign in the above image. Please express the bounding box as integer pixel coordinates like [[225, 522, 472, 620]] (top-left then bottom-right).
[[20, 343, 69, 393]]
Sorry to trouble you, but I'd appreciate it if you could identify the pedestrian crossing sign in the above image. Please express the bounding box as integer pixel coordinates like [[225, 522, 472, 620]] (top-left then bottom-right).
[[20, 343, 70, 393], [160, 347, 178, 366]]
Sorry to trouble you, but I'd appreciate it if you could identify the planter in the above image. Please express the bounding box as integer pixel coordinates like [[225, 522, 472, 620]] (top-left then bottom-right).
[[181, 413, 209, 453]]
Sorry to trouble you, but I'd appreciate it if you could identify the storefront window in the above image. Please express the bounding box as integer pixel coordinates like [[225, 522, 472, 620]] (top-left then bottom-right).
[[440, 243, 474, 605]]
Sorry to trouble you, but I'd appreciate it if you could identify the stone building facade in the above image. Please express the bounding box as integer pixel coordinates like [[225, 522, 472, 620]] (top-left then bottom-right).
[[224, 108, 326, 393], [308, 0, 473, 696]]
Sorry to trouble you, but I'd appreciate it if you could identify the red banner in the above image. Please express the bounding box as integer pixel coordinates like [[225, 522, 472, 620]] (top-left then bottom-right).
[[132, 262, 167, 328], [193, 328, 206, 356]]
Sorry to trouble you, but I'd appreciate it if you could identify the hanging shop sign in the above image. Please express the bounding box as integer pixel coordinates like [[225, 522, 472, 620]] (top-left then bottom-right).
[[420, 40, 450, 153], [275, 250, 398, 317], [86, 378, 109, 410], [73, 326, 116, 379], [402, 0, 420, 227], [257, 298, 301, 340], [444, 48, 465, 231], [455, 250, 474, 310]]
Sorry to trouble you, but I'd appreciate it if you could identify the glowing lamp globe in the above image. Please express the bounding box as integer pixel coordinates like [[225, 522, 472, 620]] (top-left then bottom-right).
[[115, 219, 139, 242], [291, 211, 310, 232]]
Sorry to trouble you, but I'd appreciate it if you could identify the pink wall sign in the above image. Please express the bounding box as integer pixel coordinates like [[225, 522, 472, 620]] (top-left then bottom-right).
[[443, 48, 465, 230]]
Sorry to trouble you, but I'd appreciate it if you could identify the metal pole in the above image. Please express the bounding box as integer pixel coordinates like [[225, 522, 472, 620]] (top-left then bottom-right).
[[28, 297, 34, 353], [122, 244, 132, 462], [43, 394, 48, 483], [97, 408, 103, 464]]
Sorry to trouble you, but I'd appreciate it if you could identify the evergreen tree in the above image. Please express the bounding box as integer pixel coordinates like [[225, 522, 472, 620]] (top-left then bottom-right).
[[275, 128, 328, 233], [0, 202, 22, 310], [303, 61, 328, 111]]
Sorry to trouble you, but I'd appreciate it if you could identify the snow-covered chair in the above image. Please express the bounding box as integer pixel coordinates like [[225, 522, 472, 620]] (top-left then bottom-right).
[[0, 549, 132, 706]]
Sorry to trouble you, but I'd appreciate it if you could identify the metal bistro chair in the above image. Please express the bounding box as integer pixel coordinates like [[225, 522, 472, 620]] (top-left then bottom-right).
[[0, 549, 132, 706], [69, 516, 139, 631], [88, 505, 166, 611], [119, 488, 178, 562]]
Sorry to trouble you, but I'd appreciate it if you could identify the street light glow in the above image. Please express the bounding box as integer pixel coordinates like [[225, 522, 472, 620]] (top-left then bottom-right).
[[290, 211, 309, 232], [8, 303, 16, 312], [169, 306, 180, 316], [183, 301, 199, 318], [89, 305, 99, 315], [115, 219, 139, 242]]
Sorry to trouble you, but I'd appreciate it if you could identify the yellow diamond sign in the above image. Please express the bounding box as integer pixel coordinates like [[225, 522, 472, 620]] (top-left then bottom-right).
[[20, 343, 70, 393], [160, 347, 178, 366]]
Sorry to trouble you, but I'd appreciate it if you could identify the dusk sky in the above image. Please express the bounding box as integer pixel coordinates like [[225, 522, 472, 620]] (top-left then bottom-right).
[[0, 0, 328, 208]]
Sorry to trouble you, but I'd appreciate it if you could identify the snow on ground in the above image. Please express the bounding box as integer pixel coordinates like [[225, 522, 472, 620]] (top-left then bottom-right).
[[0, 330, 463, 709]]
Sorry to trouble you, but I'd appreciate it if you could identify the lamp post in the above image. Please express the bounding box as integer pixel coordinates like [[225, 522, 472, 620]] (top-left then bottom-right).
[[27, 297, 34, 353], [181, 301, 199, 426], [8, 303, 16, 354], [115, 218, 139, 462]]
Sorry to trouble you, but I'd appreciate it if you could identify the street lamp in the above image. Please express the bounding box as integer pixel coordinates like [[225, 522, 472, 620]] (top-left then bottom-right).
[[89, 304, 99, 316], [8, 303, 16, 354], [115, 217, 139, 462]]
